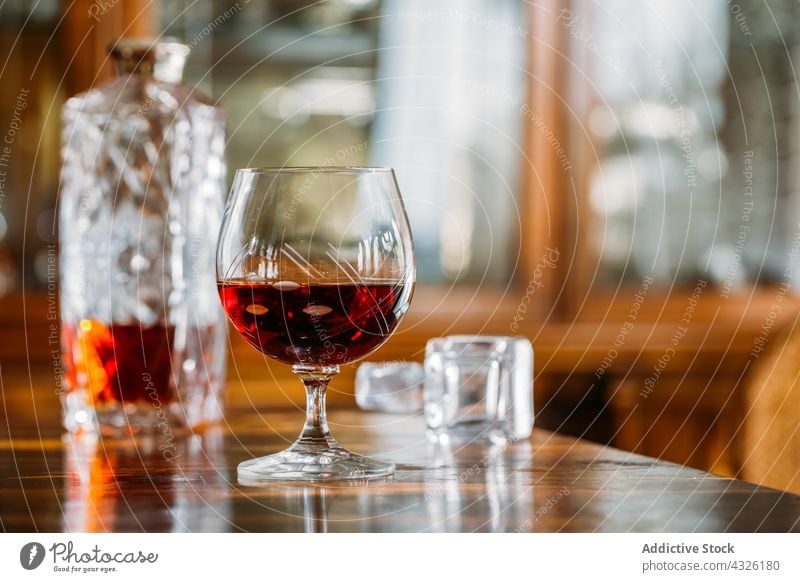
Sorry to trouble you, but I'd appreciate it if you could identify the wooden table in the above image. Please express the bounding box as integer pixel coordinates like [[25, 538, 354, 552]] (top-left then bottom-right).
[[2, 403, 800, 532]]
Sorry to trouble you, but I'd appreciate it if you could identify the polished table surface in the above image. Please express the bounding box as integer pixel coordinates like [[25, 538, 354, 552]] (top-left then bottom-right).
[[2, 405, 800, 533]]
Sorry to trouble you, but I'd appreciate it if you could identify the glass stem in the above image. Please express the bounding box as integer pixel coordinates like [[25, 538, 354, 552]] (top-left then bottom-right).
[[292, 364, 340, 449]]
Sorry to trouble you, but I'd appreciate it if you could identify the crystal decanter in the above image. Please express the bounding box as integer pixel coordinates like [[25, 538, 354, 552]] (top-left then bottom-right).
[[59, 39, 227, 434]]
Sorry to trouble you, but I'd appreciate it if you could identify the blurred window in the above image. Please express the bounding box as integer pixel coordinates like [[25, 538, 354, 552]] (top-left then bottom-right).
[[162, 0, 528, 284], [576, 0, 800, 286]]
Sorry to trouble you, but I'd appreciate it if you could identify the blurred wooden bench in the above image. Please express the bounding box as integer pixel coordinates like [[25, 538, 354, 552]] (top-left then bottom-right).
[[3, 286, 799, 482], [740, 316, 800, 493]]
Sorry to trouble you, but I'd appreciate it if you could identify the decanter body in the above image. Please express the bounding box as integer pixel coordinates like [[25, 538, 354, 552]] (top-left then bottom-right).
[[59, 40, 227, 434]]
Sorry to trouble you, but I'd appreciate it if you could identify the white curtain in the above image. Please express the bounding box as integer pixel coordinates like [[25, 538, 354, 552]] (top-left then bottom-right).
[[370, 0, 526, 283]]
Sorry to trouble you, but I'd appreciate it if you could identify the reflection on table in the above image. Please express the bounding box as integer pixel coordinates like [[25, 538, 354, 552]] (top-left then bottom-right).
[[2, 410, 799, 532]]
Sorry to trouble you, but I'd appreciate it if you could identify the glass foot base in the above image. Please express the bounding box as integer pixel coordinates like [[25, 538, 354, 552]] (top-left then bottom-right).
[[238, 444, 395, 484]]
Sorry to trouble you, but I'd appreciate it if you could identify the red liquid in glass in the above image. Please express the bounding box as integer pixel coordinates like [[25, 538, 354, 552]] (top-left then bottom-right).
[[63, 321, 174, 404], [218, 281, 409, 365]]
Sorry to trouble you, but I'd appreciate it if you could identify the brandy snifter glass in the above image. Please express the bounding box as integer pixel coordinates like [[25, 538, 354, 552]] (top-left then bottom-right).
[[217, 167, 415, 482]]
